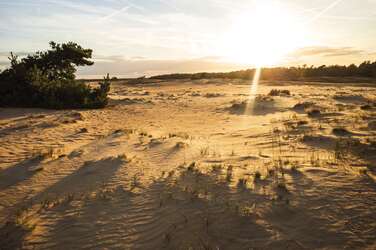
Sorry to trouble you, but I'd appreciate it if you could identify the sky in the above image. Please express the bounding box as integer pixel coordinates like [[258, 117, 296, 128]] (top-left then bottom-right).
[[1, 0, 376, 77]]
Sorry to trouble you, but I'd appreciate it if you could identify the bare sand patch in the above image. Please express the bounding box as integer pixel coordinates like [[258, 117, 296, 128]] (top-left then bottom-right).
[[1, 80, 376, 249]]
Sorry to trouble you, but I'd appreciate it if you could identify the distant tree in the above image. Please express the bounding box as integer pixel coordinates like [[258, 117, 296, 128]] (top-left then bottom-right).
[[150, 60, 376, 81]]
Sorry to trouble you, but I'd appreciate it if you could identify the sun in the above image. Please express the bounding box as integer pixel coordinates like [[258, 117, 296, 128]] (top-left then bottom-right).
[[221, 2, 306, 67]]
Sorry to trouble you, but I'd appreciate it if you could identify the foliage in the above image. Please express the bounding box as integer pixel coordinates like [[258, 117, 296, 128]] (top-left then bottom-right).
[[0, 42, 110, 109], [150, 61, 376, 81]]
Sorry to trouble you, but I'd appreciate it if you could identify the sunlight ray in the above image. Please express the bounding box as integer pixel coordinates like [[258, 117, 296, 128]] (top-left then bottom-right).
[[244, 67, 262, 115]]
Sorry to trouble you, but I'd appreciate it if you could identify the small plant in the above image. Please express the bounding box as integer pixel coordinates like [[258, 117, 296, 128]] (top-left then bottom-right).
[[224, 165, 233, 182], [167, 170, 175, 177], [297, 120, 308, 126], [360, 104, 372, 110], [231, 149, 235, 156], [79, 127, 88, 133], [268, 89, 291, 96], [237, 178, 248, 188], [168, 133, 177, 138], [332, 127, 351, 136], [277, 182, 288, 192], [130, 175, 141, 190], [333, 139, 351, 161], [310, 151, 321, 167], [32, 147, 55, 161], [200, 146, 210, 156], [211, 164, 222, 172], [268, 168, 275, 177], [118, 154, 128, 161], [359, 168, 368, 175], [113, 129, 124, 134], [175, 141, 187, 148], [291, 165, 299, 172], [307, 109, 321, 118], [292, 102, 314, 111], [254, 171, 261, 180], [187, 162, 196, 171], [164, 233, 171, 245], [226, 172, 233, 182], [139, 131, 148, 136]]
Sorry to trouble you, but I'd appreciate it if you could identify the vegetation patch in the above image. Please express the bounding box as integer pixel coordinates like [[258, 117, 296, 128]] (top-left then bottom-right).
[[332, 127, 352, 137], [268, 89, 291, 96], [0, 41, 111, 109], [307, 109, 321, 118]]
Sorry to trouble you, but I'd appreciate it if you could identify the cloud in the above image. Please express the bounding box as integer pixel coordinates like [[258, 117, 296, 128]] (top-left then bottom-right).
[[290, 46, 364, 58], [0, 61, 9, 66], [44, 0, 109, 15], [97, 6, 130, 22], [77, 56, 243, 78], [91, 54, 126, 63], [0, 51, 32, 57], [0, 51, 34, 69], [306, 0, 344, 24]]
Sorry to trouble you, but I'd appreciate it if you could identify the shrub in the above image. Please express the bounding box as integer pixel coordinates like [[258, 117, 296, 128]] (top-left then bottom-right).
[[254, 171, 261, 180], [0, 41, 110, 109], [332, 127, 351, 136], [307, 109, 321, 117], [268, 89, 291, 96]]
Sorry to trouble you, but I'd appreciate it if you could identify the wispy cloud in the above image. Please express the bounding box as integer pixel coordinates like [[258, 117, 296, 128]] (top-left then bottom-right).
[[0, 51, 31, 57], [98, 6, 130, 22], [44, 0, 108, 15], [306, 0, 345, 23], [290, 46, 364, 58], [77, 55, 243, 78], [1, 0, 375, 75], [157, 0, 180, 11]]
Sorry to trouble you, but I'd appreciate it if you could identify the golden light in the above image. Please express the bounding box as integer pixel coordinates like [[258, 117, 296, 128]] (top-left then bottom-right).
[[244, 67, 262, 115], [221, 2, 306, 67]]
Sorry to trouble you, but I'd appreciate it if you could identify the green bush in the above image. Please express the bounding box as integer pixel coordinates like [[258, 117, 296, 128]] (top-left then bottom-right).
[[0, 41, 110, 109]]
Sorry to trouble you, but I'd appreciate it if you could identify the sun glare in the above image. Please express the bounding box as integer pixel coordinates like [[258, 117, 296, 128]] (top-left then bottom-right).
[[222, 2, 306, 67]]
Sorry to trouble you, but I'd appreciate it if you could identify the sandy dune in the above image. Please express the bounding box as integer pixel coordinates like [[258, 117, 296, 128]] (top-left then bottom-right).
[[1, 79, 376, 249]]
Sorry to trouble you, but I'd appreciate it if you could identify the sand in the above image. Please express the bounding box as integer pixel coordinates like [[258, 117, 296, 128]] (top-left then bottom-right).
[[0, 79, 376, 249]]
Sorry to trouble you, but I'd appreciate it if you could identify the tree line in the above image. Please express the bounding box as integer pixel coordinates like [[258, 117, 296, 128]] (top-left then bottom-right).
[[150, 61, 376, 81]]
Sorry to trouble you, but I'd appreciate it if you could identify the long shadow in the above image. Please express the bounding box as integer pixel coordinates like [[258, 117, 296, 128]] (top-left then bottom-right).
[[0, 220, 31, 250], [19, 168, 272, 249], [0, 108, 53, 121], [0, 157, 43, 191], [6, 163, 376, 249], [302, 135, 376, 172], [0, 155, 127, 248], [227, 101, 285, 116], [275, 168, 376, 249], [28, 167, 346, 249], [32, 155, 127, 202]]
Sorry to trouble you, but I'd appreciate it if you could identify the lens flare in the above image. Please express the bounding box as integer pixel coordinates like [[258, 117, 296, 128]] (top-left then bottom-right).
[[244, 67, 262, 115], [221, 2, 306, 67]]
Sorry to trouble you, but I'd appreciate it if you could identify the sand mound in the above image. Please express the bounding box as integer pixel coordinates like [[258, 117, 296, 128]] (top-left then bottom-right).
[[302, 135, 338, 150], [332, 127, 353, 137], [292, 102, 315, 112], [307, 109, 321, 118], [204, 92, 225, 98], [333, 94, 369, 104], [227, 95, 287, 115], [368, 121, 376, 130], [148, 138, 164, 147]]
